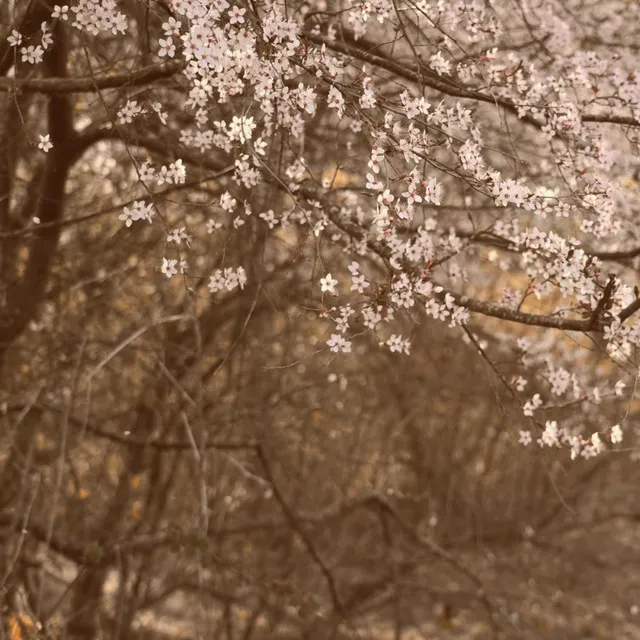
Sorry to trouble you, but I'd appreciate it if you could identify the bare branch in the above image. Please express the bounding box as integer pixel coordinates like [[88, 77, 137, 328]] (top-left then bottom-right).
[[0, 60, 185, 94]]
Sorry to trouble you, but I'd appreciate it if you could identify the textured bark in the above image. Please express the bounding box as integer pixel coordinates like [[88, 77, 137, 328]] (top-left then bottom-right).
[[0, 17, 74, 365]]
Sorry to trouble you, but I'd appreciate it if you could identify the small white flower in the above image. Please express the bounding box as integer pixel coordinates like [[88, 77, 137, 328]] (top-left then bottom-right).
[[523, 393, 542, 417], [259, 209, 277, 229], [228, 6, 246, 24], [512, 376, 528, 392], [208, 266, 247, 293], [429, 51, 452, 76], [327, 85, 345, 117], [38, 134, 53, 153], [117, 99, 145, 125], [162, 17, 181, 36], [610, 424, 623, 444], [41, 22, 53, 49], [7, 30, 22, 47], [236, 266, 247, 289], [386, 334, 411, 355], [220, 191, 237, 212], [161, 258, 178, 279], [21, 44, 44, 64], [327, 333, 352, 354], [158, 37, 175, 58], [138, 161, 155, 182], [206, 219, 222, 233], [228, 116, 256, 144], [252, 137, 267, 156], [366, 173, 383, 190], [168, 159, 185, 184], [377, 189, 394, 206], [151, 102, 168, 125], [167, 227, 191, 246], [119, 200, 154, 227], [320, 273, 338, 294], [590, 432, 605, 453], [539, 420, 559, 447], [519, 430, 532, 446]]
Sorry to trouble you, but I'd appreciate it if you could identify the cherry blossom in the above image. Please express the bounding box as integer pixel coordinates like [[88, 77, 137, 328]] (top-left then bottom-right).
[[41, 22, 53, 50], [158, 37, 176, 58], [7, 30, 22, 47], [38, 134, 53, 153], [21, 45, 44, 65], [519, 431, 532, 446], [327, 333, 352, 354], [611, 425, 623, 444], [208, 267, 247, 293], [160, 258, 178, 279], [228, 7, 246, 25], [119, 201, 154, 227], [117, 100, 145, 125], [320, 274, 338, 294]]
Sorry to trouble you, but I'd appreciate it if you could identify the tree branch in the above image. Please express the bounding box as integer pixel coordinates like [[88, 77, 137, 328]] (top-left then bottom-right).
[[304, 31, 640, 130], [319, 198, 640, 333], [256, 444, 346, 617], [0, 60, 185, 94]]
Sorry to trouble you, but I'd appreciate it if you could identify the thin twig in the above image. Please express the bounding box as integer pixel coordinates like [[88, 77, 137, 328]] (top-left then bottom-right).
[[180, 412, 209, 535]]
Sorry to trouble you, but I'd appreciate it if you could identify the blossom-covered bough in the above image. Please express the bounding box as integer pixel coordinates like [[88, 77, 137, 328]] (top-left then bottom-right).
[[6, 0, 637, 457], [2, 0, 640, 635]]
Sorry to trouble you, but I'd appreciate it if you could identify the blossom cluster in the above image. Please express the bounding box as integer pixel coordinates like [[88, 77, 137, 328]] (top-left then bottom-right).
[[208, 267, 247, 294], [119, 201, 154, 227]]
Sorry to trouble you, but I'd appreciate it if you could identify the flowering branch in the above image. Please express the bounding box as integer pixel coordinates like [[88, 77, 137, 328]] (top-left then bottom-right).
[[305, 31, 640, 130]]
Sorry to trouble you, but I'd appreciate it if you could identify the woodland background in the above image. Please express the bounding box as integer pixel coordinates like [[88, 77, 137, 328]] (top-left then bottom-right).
[[2, 0, 640, 638]]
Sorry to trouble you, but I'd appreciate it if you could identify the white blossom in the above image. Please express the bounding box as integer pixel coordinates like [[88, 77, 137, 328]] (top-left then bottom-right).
[[519, 430, 532, 446], [208, 267, 247, 293], [158, 37, 176, 57], [117, 100, 145, 125], [610, 424, 623, 444], [320, 273, 338, 294], [38, 134, 53, 153], [161, 258, 178, 278], [327, 333, 352, 354], [21, 45, 44, 64], [119, 200, 154, 227], [7, 30, 22, 47]]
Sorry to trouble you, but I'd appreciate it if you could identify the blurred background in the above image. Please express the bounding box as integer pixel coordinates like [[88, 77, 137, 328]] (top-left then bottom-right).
[[2, 0, 640, 638]]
